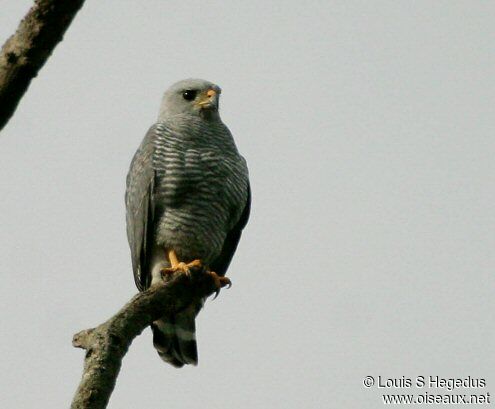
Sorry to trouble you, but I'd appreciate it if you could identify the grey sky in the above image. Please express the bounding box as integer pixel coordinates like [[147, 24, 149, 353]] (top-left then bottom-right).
[[0, 1, 494, 408]]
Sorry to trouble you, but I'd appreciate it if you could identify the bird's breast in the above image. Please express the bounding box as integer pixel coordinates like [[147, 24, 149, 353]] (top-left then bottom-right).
[[152, 141, 248, 262]]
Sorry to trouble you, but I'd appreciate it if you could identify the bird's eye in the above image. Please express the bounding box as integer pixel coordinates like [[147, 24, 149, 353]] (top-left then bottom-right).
[[182, 90, 197, 101]]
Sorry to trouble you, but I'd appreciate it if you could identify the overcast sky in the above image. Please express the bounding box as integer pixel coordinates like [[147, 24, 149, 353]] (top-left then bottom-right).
[[0, 1, 494, 408]]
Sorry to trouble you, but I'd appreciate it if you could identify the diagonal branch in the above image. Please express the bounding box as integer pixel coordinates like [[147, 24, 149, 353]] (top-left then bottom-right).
[[0, 0, 86, 132], [70, 266, 219, 409]]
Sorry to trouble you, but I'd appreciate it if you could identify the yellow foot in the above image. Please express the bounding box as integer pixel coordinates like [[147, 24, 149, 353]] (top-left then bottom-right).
[[161, 259, 202, 278], [208, 271, 232, 299]]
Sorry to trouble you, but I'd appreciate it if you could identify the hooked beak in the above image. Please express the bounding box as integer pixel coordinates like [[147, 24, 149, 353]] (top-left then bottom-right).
[[197, 89, 219, 110]]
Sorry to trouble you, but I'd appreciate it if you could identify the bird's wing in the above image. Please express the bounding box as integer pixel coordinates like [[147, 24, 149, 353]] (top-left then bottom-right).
[[125, 126, 156, 291], [210, 183, 251, 276]]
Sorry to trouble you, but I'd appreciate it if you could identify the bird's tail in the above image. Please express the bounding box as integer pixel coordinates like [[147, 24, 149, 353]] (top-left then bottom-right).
[[151, 301, 204, 367]]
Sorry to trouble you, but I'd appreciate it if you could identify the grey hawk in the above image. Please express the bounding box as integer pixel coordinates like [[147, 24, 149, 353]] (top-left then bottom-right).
[[125, 79, 250, 367]]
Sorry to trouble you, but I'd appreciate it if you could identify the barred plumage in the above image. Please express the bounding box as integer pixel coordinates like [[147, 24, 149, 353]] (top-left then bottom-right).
[[125, 79, 250, 367]]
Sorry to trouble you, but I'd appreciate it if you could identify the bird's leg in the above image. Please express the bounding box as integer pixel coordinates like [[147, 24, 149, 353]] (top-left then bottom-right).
[[161, 249, 202, 278], [207, 270, 232, 299], [160, 249, 231, 298]]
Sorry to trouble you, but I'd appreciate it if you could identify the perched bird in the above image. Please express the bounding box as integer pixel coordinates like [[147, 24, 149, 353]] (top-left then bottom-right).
[[125, 79, 250, 367]]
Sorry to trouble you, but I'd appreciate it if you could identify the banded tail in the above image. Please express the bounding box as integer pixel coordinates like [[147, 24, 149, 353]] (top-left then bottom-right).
[[151, 301, 203, 367]]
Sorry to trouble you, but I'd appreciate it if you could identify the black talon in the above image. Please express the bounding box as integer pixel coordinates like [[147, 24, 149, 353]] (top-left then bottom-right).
[[212, 289, 220, 300]]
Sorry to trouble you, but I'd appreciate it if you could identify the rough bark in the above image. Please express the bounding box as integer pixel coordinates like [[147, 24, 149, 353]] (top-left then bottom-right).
[[0, 0, 85, 131], [71, 266, 220, 409]]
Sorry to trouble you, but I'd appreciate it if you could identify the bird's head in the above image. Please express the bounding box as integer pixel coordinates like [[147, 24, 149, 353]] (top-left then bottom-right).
[[158, 78, 222, 121]]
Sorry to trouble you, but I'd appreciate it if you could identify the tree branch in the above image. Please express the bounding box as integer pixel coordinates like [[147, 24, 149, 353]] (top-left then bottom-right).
[[70, 266, 219, 409], [0, 0, 86, 131]]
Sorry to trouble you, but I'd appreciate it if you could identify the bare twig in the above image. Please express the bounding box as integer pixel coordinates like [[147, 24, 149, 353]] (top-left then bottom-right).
[[0, 0, 85, 131], [71, 266, 219, 409]]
